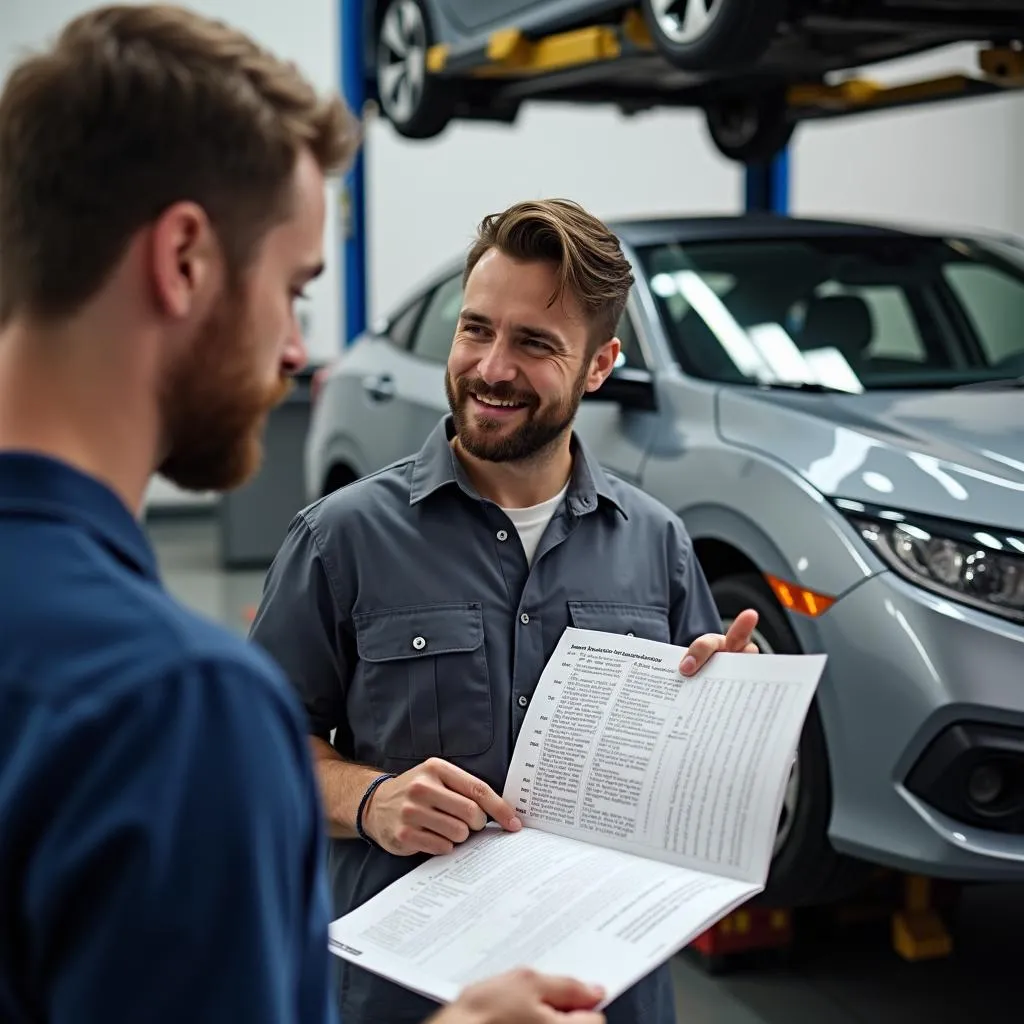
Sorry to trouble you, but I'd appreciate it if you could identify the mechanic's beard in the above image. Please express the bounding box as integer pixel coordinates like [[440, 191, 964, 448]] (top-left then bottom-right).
[[157, 289, 291, 493], [445, 364, 587, 464]]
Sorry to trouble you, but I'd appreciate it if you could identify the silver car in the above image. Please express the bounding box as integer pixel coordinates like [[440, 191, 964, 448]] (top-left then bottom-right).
[[307, 214, 1024, 905]]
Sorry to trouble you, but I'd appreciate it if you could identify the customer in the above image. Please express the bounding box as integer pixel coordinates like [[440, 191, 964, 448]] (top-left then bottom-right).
[[0, 7, 605, 1024], [250, 197, 761, 1024]]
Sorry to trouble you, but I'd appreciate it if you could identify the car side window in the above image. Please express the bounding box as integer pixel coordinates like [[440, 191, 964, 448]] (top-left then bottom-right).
[[851, 286, 925, 362], [386, 300, 424, 349], [942, 262, 1024, 364], [615, 308, 648, 370], [411, 275, 464, 364]]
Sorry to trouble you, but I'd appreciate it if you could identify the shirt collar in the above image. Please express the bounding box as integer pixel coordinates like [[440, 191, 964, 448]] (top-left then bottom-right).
[[0, 452, 162, 580], [409, 415, 627, 519]]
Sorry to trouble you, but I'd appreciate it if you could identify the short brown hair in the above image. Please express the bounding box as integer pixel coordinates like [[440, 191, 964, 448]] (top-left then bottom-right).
[[0, 3, 361, 324], [464, 198, 634, 350]]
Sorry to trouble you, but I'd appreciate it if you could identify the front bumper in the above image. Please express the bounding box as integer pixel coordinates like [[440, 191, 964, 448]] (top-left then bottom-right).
[[813, 570, 1024, 881]]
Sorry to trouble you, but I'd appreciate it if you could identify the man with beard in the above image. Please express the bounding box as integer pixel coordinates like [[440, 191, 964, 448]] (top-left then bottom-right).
[[250, 198, 760, 1024], [0, 9, 607, 1024]]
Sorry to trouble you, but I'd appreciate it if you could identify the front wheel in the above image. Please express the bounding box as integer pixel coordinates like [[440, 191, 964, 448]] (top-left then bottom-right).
[[712, 573, 870, 907], [641, 0, 785, 71]]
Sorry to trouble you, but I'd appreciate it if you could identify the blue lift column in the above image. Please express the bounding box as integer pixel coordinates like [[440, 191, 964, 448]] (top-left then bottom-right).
[[340, 0, 368, 346], [744, 148, 790, 215]]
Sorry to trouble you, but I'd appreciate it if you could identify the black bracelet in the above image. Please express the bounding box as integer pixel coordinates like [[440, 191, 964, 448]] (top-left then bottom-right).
[[356, 773, 396, 848]]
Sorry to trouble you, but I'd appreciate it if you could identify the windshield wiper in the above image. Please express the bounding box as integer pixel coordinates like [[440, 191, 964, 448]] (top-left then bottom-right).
[[756, 380, 850, 394], [953, 376, 1024, 391]]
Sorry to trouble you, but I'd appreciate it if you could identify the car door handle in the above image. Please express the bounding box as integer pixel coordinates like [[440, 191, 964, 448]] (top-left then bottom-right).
[[362, 373, 395, 402]]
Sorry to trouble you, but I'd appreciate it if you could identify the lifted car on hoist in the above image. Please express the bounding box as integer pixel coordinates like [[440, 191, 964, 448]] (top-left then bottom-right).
[[362, 0, 1024, 162]]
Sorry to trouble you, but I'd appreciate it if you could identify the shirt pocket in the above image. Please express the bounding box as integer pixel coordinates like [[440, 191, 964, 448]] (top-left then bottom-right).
[[353, 602, 494, 761], [567, 600, 672, 644]]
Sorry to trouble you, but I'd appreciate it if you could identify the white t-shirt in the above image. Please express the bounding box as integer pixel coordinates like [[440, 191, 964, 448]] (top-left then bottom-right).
[[501, 481, 570, 565]]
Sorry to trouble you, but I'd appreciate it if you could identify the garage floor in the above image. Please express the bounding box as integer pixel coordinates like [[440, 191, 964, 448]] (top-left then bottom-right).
[[148, 515, 1023, 1024]]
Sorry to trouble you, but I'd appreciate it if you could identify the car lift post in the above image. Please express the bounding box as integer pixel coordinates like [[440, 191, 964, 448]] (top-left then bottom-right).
[[744, 149, 790, 215], [341, 0, 368, 346]]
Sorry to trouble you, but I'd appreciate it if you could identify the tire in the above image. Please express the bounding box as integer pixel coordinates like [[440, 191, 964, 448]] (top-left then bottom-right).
[[712, 573, 870, 907], [322, 463, 358, 498], [374, 0, 452, 139], [704, 88, 795, 164], [641, 0, 785, 71]]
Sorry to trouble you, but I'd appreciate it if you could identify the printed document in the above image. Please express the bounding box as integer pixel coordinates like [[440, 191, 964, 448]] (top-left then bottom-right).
[[328, 627, 826, 1006]]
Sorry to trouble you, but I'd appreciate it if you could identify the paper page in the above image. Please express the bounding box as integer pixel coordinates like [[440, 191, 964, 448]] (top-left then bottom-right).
[[503, 628, 825, 885], [329, 825, 758, 1007]]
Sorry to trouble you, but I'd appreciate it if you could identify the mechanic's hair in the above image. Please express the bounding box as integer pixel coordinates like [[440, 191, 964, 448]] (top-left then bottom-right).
[[464, 198, 634, 351], [0, 3, 361, 325]]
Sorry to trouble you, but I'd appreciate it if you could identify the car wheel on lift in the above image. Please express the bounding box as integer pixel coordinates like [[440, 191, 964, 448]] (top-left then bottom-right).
[[375, 0, 452, 139], [704, 89, 795, 164], [641, 0, 785, 71], [712, 573, 870, 907]]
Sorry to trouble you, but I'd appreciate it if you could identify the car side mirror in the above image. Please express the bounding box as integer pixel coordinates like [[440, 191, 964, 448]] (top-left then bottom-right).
[[585, 367, 657, 411]]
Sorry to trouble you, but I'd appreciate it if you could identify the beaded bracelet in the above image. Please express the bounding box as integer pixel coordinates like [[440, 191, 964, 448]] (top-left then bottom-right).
[[356, 773, 396, 848]]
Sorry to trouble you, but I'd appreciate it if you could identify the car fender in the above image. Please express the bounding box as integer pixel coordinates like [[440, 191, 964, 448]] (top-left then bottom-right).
[[306, 431, 370, 502], [648, 439, 884, 600], [680, 501, 834, 651]]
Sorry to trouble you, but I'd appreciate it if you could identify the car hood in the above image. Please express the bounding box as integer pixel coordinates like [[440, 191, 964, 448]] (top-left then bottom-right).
[[717, 387, 1024, 529]]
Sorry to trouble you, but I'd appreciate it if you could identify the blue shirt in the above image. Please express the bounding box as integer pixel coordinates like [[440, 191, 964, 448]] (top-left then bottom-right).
[[0, 453, 335, 1024], [251, 416, 721, 1024]]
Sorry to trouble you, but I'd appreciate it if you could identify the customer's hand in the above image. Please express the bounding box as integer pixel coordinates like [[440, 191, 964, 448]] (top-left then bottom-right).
[[363, 757, 521, 856], [429, 969, 606, 1024]]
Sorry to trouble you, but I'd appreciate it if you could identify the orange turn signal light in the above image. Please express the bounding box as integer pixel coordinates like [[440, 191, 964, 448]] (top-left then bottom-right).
[[764, 574, 835, 618]]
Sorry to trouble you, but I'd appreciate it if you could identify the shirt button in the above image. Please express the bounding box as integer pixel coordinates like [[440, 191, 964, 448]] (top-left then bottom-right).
[[497, 529, 508, 541], [520, 612, 530, 625], [518, 695, 529, 708], [412, 636, 426, 650]]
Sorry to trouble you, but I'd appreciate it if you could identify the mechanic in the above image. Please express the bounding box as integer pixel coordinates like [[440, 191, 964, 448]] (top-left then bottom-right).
[[250, 196, 761, 1024], [0, 8, 606, 1024]]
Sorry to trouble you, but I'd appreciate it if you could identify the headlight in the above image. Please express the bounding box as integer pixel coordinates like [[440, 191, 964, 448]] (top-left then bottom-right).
[[835, 500, 1024, 624]]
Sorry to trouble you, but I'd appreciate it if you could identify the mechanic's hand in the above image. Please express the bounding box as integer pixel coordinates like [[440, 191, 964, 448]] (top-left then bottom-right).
[[679, 607, 760, 677], [428, 968, 606, 1024], [363, 757, 522, 856]]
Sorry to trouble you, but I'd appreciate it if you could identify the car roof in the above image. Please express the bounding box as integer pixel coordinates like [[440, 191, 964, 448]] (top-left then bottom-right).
[[602, 212, 956, 248]]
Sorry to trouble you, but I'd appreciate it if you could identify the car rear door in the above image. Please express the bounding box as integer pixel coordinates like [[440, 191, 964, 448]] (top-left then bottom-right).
[[374, 271, 462, 456]]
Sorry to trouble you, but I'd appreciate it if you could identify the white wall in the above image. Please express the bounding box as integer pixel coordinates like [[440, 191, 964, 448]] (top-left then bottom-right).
[[791, 44, 1024, 236], [365, 103, 742, 317]]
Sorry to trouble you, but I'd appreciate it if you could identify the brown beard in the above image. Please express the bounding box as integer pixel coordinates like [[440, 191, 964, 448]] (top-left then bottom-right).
[[157, 285, 291, 492], [445, 361, 588, 464]]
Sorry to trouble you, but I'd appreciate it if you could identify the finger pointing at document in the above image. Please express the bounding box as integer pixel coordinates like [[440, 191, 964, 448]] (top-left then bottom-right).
[[679, 606, 761, 677], [363, 757, 522, 857]]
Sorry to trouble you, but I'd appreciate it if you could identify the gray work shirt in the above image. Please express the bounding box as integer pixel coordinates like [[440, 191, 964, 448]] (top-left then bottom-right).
[[250, 415, 721, 1024]]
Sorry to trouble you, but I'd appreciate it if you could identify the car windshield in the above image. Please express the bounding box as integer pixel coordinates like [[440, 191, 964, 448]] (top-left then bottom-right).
[[634, 233, 1024, 392]]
